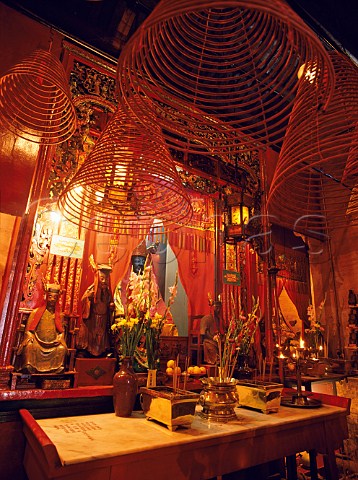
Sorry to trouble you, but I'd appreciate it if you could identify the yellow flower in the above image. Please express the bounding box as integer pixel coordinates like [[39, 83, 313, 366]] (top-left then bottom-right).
[[112, 258, 178, 363]]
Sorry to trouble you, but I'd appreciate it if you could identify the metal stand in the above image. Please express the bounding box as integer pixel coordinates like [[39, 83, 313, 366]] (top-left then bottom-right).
[[281, 355, 322, 408], [291, 356, 310, 406]]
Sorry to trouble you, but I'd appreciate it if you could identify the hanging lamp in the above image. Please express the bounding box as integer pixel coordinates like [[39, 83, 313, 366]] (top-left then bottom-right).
[[116, 0, 335, 155], [0, 49, 76, 145], [58, 106, 193, 235]]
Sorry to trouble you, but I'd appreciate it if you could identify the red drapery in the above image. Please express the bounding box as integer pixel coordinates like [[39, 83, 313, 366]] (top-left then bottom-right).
[[167, 191, 216, 318], [80, 230, 142, 299], [168, 227, 215, 318], [276, 276, 309, 334]]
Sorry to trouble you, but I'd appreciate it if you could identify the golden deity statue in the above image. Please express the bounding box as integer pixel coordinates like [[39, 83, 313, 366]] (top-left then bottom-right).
[[16, 283, 68, 374]]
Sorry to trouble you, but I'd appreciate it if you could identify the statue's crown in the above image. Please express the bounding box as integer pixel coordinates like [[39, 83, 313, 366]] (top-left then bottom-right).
[[97, 264, 112, 273], [46, 283, 61, 293], [132, 240, 147, 257]]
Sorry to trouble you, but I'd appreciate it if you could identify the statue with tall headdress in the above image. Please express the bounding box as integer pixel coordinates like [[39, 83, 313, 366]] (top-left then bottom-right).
[[76, 255, 115, 358], [16, 283, 68, 373], [200, 299, 222, 365]]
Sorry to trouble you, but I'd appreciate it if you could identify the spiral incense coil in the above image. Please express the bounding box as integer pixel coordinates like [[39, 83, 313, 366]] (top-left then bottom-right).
[[117, 0, 335, 155], [268, 51, 358, 233], [0, 49, 76, 145], [58, 106, 193, 234]]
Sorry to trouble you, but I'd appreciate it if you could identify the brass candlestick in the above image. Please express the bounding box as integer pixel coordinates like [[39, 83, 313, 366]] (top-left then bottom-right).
[[291, 349, 309, 406], [280, 342, 322, 409]]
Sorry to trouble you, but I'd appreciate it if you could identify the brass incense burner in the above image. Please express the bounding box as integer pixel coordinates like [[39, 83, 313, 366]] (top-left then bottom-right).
[[140, 386, 200, 431], [199, 377, 239, 422]]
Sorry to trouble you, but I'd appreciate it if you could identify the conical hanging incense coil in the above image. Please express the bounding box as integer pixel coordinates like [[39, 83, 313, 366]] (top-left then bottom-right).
[[268, 52, 358, 233], [117, 0, 335, 155], [58, 107, 193, 234], [343, 122, 358, 220], [0, 49, 76, 144]]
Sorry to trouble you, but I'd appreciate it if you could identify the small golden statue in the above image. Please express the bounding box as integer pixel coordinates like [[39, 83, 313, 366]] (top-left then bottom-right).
[[16, 283, 68, 374]]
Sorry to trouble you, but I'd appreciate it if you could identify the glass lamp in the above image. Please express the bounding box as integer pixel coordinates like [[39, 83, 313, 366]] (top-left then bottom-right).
[[225, 192, 251, 242]]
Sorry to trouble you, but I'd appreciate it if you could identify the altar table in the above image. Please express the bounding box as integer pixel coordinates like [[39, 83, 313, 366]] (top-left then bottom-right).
[[20, 397, 349, 480]]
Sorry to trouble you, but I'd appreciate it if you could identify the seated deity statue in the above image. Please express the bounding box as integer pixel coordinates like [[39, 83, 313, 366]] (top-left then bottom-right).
[[16, 283, 68, 374], [200, 301, 222, 365]]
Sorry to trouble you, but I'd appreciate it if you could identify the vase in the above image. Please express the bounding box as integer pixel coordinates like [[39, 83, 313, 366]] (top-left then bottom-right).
[[112, 356, 138, 417], [349, 289, 357, 306], [199, 377, 239, 422], [235, 354, 252, 379]]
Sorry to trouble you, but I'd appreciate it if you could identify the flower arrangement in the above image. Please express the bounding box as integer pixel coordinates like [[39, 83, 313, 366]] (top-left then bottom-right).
[[111, 262, 178, 369], [215, 295, 261, 381], [305, 297, 325, 350], [144, 272, 178, 370]]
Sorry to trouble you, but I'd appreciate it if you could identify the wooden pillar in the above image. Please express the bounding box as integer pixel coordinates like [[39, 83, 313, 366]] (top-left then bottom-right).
[[0, 144, 51, 389], [214, 194, 224, 302]]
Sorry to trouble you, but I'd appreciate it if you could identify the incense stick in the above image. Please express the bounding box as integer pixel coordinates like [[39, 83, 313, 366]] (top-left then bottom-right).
[[183, 356, 189, 391], [172, 354, 180, 392], [262, 358, 266, 382]]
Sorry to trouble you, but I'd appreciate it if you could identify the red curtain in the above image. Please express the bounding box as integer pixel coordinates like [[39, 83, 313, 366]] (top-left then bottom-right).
[[167, 191, 216, 318], [80, 230, 142, 299], [284, 279, 309, 327], [168, 227, 215, 318], [277, 276, 309, 332]]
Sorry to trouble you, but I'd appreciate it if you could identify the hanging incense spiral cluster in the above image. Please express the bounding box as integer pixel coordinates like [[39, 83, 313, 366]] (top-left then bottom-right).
[[0, 49, 76, 145], [116, 0, 335, 155], [268, 51, 358, 233]]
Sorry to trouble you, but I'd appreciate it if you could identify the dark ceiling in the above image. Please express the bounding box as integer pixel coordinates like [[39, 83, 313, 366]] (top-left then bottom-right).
[[2, 0, 358, 62]]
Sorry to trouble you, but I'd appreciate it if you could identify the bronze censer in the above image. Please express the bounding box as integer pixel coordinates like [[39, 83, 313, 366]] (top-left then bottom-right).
[[199, 377, 239, 422]]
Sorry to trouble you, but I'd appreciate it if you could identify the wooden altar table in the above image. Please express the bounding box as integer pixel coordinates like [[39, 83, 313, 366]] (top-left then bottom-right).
[[20, 395, 349, 480]]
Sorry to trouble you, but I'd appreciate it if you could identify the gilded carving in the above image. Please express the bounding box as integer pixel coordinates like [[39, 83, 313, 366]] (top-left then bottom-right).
[[49, 97, 116, 199], [21, 204, 57, 308], [275, 247, 309, 285], [69, 61, 116, 102]]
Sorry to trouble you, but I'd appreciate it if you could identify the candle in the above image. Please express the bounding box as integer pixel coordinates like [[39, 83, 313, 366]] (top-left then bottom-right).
[[299, 338, 305, 349]]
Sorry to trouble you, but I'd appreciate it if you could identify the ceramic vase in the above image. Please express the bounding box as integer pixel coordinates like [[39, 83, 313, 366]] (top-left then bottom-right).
[[348, 289, 357, 306], [235, 354, 252, 379], [112, 356, 138, 417]]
